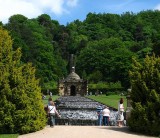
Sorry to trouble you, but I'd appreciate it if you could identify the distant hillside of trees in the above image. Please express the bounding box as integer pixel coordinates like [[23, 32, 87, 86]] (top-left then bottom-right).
[[1, 10, 160, 90]]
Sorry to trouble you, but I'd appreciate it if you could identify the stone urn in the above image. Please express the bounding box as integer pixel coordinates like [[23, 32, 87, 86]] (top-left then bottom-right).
[[126, 88, 133, 124]]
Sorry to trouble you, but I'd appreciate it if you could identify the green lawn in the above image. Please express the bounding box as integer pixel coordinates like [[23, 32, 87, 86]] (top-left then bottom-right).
[[87, 94, 127, 110], [43, 95, 60, 106], [0, 134, 19, 138]]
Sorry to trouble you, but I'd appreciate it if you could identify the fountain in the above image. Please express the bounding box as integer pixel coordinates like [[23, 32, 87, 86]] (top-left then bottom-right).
[[56, 55, 118, 125], [55, 96, 118, 126]]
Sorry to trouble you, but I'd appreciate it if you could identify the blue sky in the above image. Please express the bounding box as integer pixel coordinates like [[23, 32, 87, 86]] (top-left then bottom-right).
[[0, 0, 160, 25]]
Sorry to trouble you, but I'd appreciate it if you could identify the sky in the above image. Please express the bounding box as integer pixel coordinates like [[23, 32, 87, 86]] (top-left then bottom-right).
[[0, 0, 160, 25]]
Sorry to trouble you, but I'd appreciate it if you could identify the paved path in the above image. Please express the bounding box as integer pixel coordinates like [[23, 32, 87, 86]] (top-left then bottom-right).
[[18, 126, 157, 138]]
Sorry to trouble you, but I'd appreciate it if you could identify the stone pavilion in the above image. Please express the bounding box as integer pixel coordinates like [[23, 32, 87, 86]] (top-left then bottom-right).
[[58, 66, 88, 96]]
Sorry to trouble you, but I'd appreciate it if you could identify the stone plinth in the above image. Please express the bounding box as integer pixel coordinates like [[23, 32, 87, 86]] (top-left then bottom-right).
[[126, 88, 133, 124]]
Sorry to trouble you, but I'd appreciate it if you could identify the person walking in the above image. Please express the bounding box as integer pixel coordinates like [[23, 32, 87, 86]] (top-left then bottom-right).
[[44, 97, 53, 115], [48, 101, 61, 127], [96, 105, 103, 126], [117, 98, 124, 127], [48, 97, 53, 106], [102, 106, 110, 126]]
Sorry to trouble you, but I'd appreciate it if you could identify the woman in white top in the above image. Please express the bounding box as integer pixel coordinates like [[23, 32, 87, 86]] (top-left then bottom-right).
[[48, 101, 60, 127], [102, 106, 110, 126], [117, 98, 124, 127]]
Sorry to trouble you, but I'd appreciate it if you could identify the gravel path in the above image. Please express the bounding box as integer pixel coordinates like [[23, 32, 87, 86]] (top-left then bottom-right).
[[18, 126, 157, 138]]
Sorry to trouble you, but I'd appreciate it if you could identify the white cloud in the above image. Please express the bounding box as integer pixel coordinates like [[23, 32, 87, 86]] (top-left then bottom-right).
[[67, 0, 78, 7], [0, 0, 78, 24], [154, 4, 160, 10], [35, 0, 66, 15], [0, 0, 42, 23]]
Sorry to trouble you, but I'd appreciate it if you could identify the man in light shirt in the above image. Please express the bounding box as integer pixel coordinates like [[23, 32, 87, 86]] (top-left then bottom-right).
[[96, 105, 103, 126]]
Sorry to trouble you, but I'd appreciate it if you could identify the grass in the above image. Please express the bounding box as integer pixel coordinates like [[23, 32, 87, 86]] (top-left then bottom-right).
[[42, 95, 60, 106], [87, 94, 127, 110], [0, 134, 19, 138]]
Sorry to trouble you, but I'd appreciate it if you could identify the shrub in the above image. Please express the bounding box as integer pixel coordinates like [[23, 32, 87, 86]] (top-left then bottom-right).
[[0, 27, 46, 134], [128, 55, 160, 136], [88, 81, 124, 95]]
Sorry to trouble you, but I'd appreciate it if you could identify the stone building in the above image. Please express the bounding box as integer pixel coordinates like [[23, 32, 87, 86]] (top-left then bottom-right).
[[58, 67, 88, 96]]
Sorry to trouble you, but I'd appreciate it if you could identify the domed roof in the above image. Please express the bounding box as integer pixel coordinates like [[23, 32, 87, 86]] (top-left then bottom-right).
[[66, 72, 81, 80]]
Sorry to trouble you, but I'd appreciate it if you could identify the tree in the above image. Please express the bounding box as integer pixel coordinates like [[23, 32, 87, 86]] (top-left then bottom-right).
[[5, 15, 67, 90], [76, 37, 134, 88], [5, 14, 30, 62], [0, 27, 46, 134], [128, 55, 160, 136]]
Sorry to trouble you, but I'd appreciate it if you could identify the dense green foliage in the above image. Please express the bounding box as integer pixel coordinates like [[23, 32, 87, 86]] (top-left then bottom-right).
[[88, 81, 125, 94], [1, 10, 160, 90], [128, 55, 160, 136], [4, 14, 67, 90], [0, 27, 46, 134]]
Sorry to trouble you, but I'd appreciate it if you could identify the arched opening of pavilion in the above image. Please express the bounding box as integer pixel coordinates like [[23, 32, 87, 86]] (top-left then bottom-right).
[[70, 85, 76, 96]]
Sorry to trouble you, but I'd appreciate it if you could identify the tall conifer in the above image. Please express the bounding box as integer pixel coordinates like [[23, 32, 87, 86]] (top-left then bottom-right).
[[0, 27, 46, 134], [128, 55, 160, 136]]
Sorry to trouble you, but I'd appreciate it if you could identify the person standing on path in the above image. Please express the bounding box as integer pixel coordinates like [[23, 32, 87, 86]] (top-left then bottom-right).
[[48, 101, 61, 127], [96, 105, 103, 126], [117, 98, 124, 127], [102, 106, 110, 126]]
